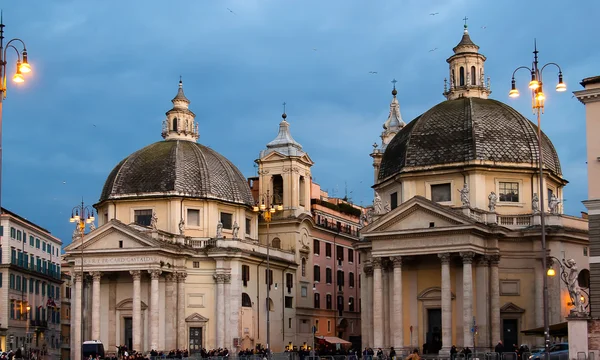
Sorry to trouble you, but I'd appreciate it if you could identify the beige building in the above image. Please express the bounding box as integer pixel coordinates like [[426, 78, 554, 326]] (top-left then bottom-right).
[[0, 208, 63, 357], [357, 25, 589, 354], [60, 272, 72, 360], [574, 76, 600, 349]]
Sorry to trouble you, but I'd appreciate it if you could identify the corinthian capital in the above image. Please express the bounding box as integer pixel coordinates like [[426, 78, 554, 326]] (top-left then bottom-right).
[[460, 251, 476, 264], [438, 253, 451, 264], [391, 256, 403, 268], [90, 271, 103, 281], [129, 270, 142, 281], [372, 257, 383, 269], [213, 273, 230, 284], [486, 254, 501, 266], [176, 272, 188, 282], [165, 273, 176, 282], [148, 269, 162, 280]]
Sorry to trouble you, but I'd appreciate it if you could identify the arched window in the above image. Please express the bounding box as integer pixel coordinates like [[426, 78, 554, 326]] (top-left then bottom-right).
[[242, 293, 252, 307], [172, 118, 178, 131], [471, 66, 476, 85], [314, 293, 320, 308], [272, 175, 284, 205], [451, 69, 456, 87], [299, 176, 306, 206], [301, 258, 306, 277], [271, 237, 281, 249], [459, 67, 465, 86]]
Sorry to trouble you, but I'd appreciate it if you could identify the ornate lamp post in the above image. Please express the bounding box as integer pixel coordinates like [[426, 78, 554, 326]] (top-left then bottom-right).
[[0, 14, 32, 213], [547, 257, 589, 312], [69, 200, 95, 360], [253, 190, 283, 356], [509, 41, 566, 359]]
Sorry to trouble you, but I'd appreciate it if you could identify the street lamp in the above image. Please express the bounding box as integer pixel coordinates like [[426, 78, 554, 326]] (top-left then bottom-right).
[[69, 200, 95, 360], [509, 41, 566, 359], [0, 14, 32, 214], [253, 189, 283, 356]]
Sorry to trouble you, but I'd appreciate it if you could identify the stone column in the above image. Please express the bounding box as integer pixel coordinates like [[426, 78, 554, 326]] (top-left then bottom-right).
[[392, 257, 404, 350], [489, 255, 501, 346], [372, 258, 384, 349], [91, 271, 102, 340], [223, 274, 232, 349], [461, 252, 475, 348], [130, 270, 142, 352], [382, 263, 390, 347], [364, 263, 374, 348], [214, 273, 226, 348], [149, 269, 162, 351], [360, 265, 369, 350], [177, 272, 188, 350], [73, 273, 83, 360], [438, 253, 452, 354], [165, 273, 177, 350]]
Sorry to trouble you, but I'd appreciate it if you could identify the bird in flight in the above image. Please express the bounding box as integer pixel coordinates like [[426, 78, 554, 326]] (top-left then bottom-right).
[[227, 8, 236, 15], [481, 26, 487, 29], [368, 71, 378, 75], [429, 12, 439, 16], [429, 48, 438, 52], [312, 48, 318, 51]]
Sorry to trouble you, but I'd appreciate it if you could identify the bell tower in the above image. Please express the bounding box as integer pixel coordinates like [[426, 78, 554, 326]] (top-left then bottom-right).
[[256, 106, 314, 218], [443, 19, 491, 100], [162, 78, 200, 142]]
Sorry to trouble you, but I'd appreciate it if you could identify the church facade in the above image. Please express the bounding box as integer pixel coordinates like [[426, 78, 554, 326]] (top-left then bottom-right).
[[63, 80, 364, 359], [357, 25, 589, 354]]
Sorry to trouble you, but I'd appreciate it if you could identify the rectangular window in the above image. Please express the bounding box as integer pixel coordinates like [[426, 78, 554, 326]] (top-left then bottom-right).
[[499, 182, 519, 202], [242, 265, 250, 287], [314, 293, 320, 308], [187, 209, 200, 227], [42, 282, 46, 296], [220, 212, 233, 230], [286, 273, 293, 293], [11, 248, 16, 265], [0, 273, 2, 288], [326, 268, 332, 284], [43, 242, 46, 252], [285, 296, 293, 308], [336, 245, 344, 261], [265, 269, 273, 286], [16, 230, 21, 241], [313, 239, 320, 255], [29, 235, 34, 246], [548, 188, 554, 208], [192, 261, 199, 268], [325, 243, 332, 258], [16, 275, 21, 291], [35, 280, 39, 294], [349, 298, 355, 312], [348, 249, 354, 263], [349, 272, 355, 287], [326, 295, 332, 310], [391, 192, 398, 209], [9, 274, 14, 289], [301, 286, 307, 297], [10, 227, 16, 239], [431, 183, 451, 202], [289, 317, 292, 329], [245, 218, 251, 235], [313, 265, 320, 282], [337, 270, 345, 287], [134, 209, 153, 226], [36, 238, 40, 249]]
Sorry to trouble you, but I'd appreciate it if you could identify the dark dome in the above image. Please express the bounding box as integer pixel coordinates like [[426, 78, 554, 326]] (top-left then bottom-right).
[[100, 140, 254, 206], [378, 97, 562, 181]]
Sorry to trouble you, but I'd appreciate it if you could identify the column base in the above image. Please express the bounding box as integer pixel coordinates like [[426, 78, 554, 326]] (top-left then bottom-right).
[[439, 347, 451, 356]]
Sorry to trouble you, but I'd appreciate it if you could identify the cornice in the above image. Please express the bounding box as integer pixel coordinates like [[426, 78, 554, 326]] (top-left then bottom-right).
[[574, 88, 600, 104]]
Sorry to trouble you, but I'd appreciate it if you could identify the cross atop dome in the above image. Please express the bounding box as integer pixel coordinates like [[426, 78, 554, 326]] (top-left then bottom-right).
[[380, 78, 405, 149], [443, 20, 491, 100], [162, 78, 199, 141]]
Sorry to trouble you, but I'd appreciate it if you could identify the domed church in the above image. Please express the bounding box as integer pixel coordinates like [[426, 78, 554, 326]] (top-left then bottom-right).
[[357, 25, 589, 353], [63, 81, 312, 359]]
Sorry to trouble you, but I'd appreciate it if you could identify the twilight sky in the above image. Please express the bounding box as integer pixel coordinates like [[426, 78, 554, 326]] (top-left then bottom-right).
[[1, 0, 598, 247]]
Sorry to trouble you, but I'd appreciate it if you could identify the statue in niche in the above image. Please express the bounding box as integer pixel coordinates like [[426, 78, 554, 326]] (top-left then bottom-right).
[[532, 193, 540, 213], [548, 194, 560, 214], [564, 259, 586, 314], [216, 220, 223, 238], [458, 183, 470, 206], [373, 192, 383, 215], [232, 221, 239, 239], [488, 192, 497, 212], [150, 211, 158, 231], [178, 219, 185, 235]]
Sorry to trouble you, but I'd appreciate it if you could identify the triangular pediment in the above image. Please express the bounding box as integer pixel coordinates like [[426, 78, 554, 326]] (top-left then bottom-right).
[[186, 312, 209, 322], [261, 151, 288, 162], [500, 302, 525, 313], [65, 220, 160, 251], [362, 196, 472, 234]]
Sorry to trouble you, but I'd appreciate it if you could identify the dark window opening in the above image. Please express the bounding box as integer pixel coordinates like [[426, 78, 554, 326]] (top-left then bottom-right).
[[314, 265, 321, 282], [431, 183, 451, 203], [272, 175, 284, 205], [134, 209, 153, 226], [391, 192, 398, 210], [314, 293, 320, 308], [313, 239, 320, 255], [173, 118, 178, 131], [459, 67, 465, 86], [326, 294, 332, 310], [242, 293, 252, 307], [285, 296, 293, 308], [471, 66, 477, 85], [499, 182, 519, 202], [220, 213, 233, 229]]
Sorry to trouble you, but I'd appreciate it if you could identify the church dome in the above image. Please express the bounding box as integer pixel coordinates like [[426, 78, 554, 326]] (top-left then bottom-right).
[[99, 140, 254, 206], [378, 97, 562, 181]]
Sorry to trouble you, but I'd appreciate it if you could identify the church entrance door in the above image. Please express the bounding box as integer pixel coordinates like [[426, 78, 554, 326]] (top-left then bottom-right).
[[426, 308, 442, 354], [189, 327, 202, 353], [502, 319, 518, 351], [124, 317, 133, 352]]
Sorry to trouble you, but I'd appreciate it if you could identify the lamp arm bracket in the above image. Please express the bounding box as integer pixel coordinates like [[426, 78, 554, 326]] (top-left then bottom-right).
[[3, 44, 20, 63], [511, 66, 532, 79], [540, 62, 563, 78], [5, 38, 26, 52]]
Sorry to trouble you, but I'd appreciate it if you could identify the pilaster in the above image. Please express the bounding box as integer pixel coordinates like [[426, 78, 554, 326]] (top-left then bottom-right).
[[460, 252, 475, 348]]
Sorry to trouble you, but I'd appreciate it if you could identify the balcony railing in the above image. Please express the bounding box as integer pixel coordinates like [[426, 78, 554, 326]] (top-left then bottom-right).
[[30, 319, 48, 328]]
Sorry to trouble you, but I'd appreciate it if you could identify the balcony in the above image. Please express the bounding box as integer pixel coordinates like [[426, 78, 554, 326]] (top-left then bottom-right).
[[30, 319, 48, 328], [464, 208, 588, 231]]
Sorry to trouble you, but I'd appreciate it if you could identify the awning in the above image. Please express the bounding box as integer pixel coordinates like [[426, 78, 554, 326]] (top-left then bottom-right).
[[521, 322, 568, 338], [316, 336, 352, 345]]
